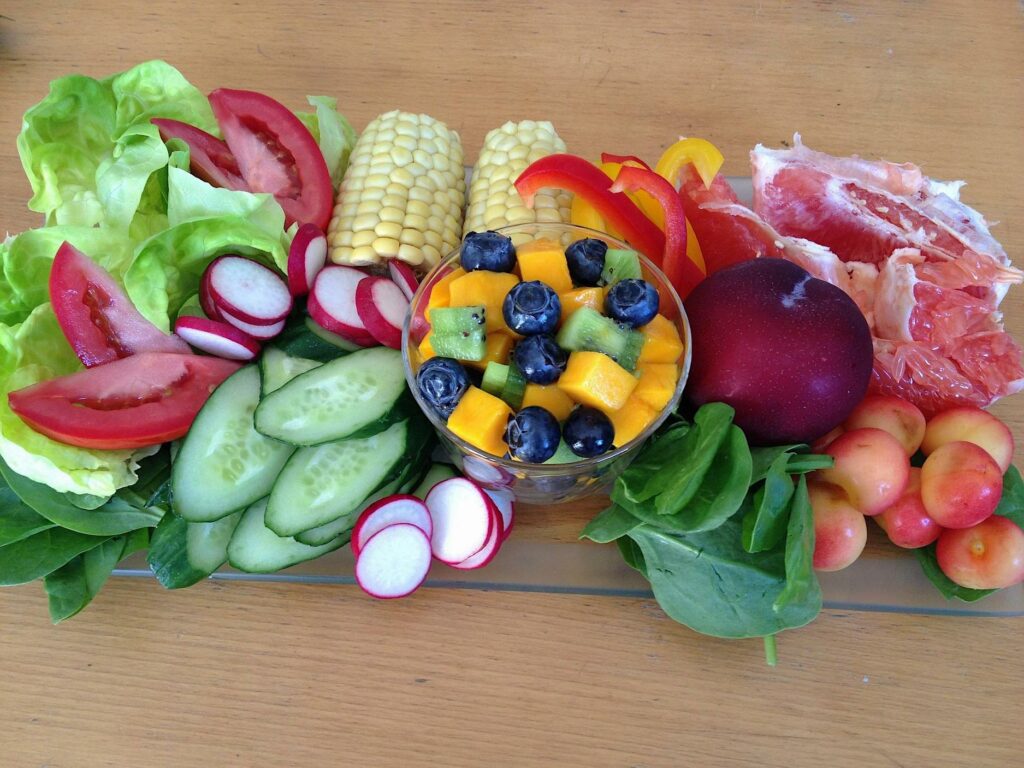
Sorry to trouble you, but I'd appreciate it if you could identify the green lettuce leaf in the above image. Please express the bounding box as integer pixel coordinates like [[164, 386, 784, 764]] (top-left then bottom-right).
[[166, 166, 285, 236], [296, 95, 357, 187]]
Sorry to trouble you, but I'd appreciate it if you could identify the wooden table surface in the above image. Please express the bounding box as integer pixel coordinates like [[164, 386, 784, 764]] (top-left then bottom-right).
[[1, 2, 1022, 766]]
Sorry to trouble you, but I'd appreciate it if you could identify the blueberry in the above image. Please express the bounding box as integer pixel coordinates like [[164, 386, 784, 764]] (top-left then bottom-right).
[[503, 281, 561, 335], [461, 231, 516, 272], [512, 334, 568, 384], [565, 238, 607, 286], [563, 407, 615, 457], [605, 278, 659, 327], [416, 357, 471, 419], [505, 406, 561, 463]]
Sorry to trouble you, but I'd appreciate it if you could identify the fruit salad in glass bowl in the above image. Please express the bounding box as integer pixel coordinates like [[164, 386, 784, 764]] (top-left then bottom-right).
[[402, 222, 691, 504]]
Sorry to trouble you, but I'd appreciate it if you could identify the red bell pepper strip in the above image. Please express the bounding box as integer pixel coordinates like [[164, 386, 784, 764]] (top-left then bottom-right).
[[514, 154, 665, 262], [600, 152, 652, 171], [610, 165, 705, 301]]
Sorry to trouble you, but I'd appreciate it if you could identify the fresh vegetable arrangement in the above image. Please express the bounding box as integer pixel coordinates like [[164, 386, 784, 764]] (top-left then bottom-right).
[[1, 61, 1022, 658]]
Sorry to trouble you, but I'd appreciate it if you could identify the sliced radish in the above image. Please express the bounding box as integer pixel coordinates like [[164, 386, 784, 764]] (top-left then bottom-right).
[[308, 265, 377, 346], [218, 307, 286, 340], [388, 260, 419, 301], [200, 269, 224, 321], [449, 506, 503, 570], [352, 495, 433, 558], [174, 316, 261, 361], [355, 276, 409, 350], [354, 523, 432, 599], [288, 223, 328, 296], [484, 488, 515, 542], [424, 477, 496, 564], [206, 255, 293, 324]]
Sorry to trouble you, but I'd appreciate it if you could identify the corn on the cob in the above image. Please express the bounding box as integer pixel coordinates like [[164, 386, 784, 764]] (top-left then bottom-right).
[[463, 121, 572, 240], [328, 110, 465, 270]]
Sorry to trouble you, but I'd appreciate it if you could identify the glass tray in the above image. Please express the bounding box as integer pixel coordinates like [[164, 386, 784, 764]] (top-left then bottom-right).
[[115, 177, 1024, 618]]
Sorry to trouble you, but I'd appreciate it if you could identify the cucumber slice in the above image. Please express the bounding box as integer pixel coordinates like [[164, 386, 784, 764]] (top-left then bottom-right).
[[147, 511, 242, 589], [270, 317, 351, 362], [254, 347, 408, 445], [265, 421, 409, 536], [305, 315, 361, 352], [601, 248, 642, 285], [172, 366, 294, 522], [294, 477, 403, 547], [501, 363, 527, 408], [556, 307, 643, 371], [481, 362, 511, 398], [412, 463, 458, 499], [260, 346, 322, 396], [227, 498, 346, 573]]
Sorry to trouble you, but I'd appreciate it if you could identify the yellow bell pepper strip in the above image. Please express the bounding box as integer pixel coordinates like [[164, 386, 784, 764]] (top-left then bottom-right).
[[655, 137, 725, 190], [515, 154, 665, 263], [610, 165, 704, 301]]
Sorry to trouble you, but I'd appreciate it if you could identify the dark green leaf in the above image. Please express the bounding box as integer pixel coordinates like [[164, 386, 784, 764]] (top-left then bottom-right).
[[63, 492, 110, 510], [627, 521, 821, 638], [773, 475, 817, 612], [0, 485, 55, 546], [0, 527, 110, 586], [44, 529, 148, 623], [994, 465, 1024, 530], [146, 512, 208, 589], [616, 424, 691, 503], [742, 452, 795, 553], [651, 404, 734, 513], [580, 504, 641, 544], [784, 453, 833, 475], [0, 455, 162, 536], [914, 544, 997, 602], [749, 444, 804, 483], [617, 537, 647, 574]]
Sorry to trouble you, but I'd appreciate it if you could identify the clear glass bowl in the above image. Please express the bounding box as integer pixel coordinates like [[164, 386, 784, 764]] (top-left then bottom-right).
[[402, 222, 692, 505]]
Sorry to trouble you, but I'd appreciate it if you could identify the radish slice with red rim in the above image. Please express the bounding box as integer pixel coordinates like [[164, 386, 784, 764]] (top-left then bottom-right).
[[200, 269, 224, 321], [352, 495, 432, 558], [206, 255, 293, 324], [424, 477, 496, 564], [174, 316, 260, 361], [355, 276, 409, 349], [354, 523, 432, 599], [388, 260, 419, 301], [484, 488, 515, 542], [218, 307, 286, 340], [308, 265, 377, 346], [449, 506, 503, 570], [288, 223, 328, 296]]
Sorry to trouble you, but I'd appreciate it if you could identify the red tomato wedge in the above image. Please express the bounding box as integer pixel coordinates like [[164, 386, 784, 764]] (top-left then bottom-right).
[[151, 118, 250, 191], [208, 88, 333, 229], [50, 242, 191, 367], [8, 353, 241, 450]]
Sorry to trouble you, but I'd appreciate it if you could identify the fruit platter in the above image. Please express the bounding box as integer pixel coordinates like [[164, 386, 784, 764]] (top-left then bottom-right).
[[2, 61, 1022, 658]]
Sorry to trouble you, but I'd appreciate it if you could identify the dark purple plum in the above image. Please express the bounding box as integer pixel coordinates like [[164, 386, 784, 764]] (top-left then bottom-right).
[[683, 258, 872, 445]]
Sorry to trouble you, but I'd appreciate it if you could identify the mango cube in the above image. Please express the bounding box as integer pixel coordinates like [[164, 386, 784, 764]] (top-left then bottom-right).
[[557, 351, 638, 414], [448, 270, 520, 334], [522, 383, 576, 422], [427, 266, 466, 311], [638, 314, 684, 364], [446, 386, 513, 457], [417, 334, 437, 362], [633, 363, 679, 411], [559, 287, 605, 324], [516, 238, 574, 295], [608, 393, 659, 447], [465, 332, 514, 371]]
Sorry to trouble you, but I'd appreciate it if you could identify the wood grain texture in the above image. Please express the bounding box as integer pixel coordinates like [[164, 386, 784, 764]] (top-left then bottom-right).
[[0, 1, 1022, 766]]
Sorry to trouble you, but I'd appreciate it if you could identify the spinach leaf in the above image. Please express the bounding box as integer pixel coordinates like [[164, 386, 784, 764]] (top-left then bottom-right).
[[44, 528, 149, 623], [785, 453, 834, 475], [617, 537, 647, 575], [580, 504, 641, 544], [773, 475, 817, 612], [994, 465, 1024, 530], [0, 485, 55, 546], [0, 527, 110, 585], [914, 544, 996, 602], [651, 404, 734, 513], [742, 452, 795, 553], [616, 424, 691, 504], [749, 444, 804, 483], [627, 521, 822, 638], [0, 455, 163, 536]]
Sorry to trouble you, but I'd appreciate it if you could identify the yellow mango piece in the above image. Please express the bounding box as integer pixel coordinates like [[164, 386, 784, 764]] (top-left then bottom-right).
[[516, 238, 573, 295], [522, 383, 576, 422], [633, 363, 679, 411], [427, 266, 466, 310], [608, 393, 659, 447], [638, 314, 685, 364], [448, 270, 520, 334], [418, 334, 437, 362], [446, 386, 513, 458], [465, 332, 514, 371], [559, 287, 605, 324], [557, 351, 638, 414]]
